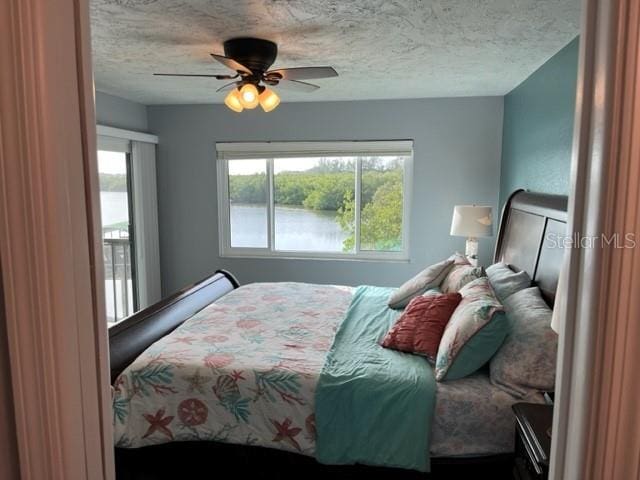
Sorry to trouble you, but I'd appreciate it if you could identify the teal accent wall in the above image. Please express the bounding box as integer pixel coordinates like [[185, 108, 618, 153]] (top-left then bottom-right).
[[499, 37, 579, 207]]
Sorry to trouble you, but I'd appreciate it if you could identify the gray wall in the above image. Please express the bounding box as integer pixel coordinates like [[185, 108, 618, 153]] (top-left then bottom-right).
[[95, 91, 148, 132], [499, 38, 579, 207], [148, 97, 504, 294]]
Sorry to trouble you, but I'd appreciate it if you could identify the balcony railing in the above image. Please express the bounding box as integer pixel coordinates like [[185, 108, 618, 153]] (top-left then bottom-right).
[[103, 238, 135, 323]]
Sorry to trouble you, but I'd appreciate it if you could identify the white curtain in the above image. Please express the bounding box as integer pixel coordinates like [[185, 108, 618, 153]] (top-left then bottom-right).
[[131, 141, 162, 308]]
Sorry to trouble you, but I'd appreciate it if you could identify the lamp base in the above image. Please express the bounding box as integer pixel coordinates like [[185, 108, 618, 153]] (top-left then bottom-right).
[[465, 237, 479, 267]]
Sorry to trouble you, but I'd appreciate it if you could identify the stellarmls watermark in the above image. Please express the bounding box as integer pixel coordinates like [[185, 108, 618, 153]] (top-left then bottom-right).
[[546, 232, 637, 249]]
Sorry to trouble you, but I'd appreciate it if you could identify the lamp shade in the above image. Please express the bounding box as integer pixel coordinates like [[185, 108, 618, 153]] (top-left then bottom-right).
[[450, 205, 493, 238]]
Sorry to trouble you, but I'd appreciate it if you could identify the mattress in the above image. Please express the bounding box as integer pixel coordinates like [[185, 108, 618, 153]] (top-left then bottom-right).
[[112, 281, 543, 458]]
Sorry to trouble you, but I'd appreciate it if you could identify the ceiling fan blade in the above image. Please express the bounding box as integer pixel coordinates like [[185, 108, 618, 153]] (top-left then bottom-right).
[[154, 73, 236, 79], [275, 78, 320, 92], [266, 66, 338, 81], [216, 81, 238, 92], [210, 54, 252, 75]]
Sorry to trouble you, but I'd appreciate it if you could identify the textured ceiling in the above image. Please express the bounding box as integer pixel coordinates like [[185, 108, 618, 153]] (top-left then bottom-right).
[[91, 0, 580, 105]]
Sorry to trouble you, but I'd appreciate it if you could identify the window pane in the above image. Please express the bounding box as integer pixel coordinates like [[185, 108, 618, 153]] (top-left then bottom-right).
[[228, 159, 268, 248], [274, 157, 355, 252], [98, 150, 133, 323], [360, 156, 405, 252], [98, 150, 130, 239]]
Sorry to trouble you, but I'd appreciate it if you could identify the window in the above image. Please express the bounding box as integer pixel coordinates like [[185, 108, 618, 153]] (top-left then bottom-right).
[[217, 141, 412, 260], [98, 147, 137, 323]]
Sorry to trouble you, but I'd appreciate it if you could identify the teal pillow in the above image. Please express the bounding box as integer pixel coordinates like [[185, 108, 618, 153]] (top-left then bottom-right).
[[441, 312, 509, 380], [434, 277, 508, 381]]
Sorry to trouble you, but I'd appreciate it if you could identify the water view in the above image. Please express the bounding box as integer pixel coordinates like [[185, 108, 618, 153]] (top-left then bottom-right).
[[98, 150, 134, 323], [230, 204, 349, 251], [100, 191, 129, 228]]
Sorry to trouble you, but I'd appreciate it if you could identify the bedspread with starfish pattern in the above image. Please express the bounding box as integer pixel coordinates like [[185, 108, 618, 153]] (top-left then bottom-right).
[[112, 282, 354, 453]]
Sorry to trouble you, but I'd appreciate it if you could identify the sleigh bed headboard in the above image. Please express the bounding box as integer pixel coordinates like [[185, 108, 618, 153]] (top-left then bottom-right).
[[493, 190, 568, 307]]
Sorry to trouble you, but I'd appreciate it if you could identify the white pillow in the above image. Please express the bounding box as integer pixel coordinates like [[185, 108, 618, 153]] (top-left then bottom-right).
[[388, 259, 454, 309], [486, 262, 531, 301]]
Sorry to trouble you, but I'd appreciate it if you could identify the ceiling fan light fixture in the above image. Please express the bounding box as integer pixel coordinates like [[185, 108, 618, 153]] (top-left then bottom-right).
[[259, 88, 280, 112], [239, 84, 259, 109], [224, 89, 244, 112]]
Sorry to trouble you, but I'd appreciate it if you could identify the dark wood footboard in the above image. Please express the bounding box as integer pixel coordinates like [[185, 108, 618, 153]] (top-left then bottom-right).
[[109, 269, 239, 383]]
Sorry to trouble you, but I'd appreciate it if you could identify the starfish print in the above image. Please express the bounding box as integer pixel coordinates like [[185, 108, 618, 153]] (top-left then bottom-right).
[[230, 370, 245, 382], [182, 369, 212, 394], [171, 336, 197, 345], [142, 408, 174, 440], [271, 418, 302, 451]]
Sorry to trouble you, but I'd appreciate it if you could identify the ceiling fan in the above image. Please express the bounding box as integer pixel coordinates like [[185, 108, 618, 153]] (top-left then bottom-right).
[[154, 37, 338, 112]]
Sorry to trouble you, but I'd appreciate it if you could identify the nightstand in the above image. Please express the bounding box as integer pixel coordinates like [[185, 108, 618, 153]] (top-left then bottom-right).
[[512, 403, 554, 480]]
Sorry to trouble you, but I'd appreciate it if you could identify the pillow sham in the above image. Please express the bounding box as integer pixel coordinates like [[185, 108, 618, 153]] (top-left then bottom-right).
[[489, 286, 557, 397], [387, 258, 454, 309], [486, 262, 531, 302], [435, 277, 508, 381], [440, 253, 485, 293], [381, 292, 462, 361]]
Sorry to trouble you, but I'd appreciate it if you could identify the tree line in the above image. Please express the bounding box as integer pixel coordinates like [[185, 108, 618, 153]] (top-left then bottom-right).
[[99, 173, 127, 192], [229, 163, 403, 251]]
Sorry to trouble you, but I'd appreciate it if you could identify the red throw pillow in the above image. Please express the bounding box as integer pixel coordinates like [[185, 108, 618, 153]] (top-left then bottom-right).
[[381, 293, 462, 361]]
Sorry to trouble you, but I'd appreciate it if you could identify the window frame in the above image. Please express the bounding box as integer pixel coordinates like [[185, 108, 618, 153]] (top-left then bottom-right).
[[216, 141, 413, 262]]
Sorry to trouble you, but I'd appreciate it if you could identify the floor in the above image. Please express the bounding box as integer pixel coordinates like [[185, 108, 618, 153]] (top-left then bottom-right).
[[115, 442, 514, 479]]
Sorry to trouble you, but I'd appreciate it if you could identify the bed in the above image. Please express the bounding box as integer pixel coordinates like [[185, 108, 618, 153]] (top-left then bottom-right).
[[109, 189, 567, 478]]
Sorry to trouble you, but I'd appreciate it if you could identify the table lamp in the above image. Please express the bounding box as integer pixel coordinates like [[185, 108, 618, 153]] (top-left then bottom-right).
[[450, 205, 493, 266]]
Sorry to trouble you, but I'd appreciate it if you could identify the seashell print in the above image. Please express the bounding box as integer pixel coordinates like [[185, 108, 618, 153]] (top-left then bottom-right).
[[212, 374, 241, 404], [236, 305, 257, 312], [236, 319, 261, 329], [203, 352, 235, 369]]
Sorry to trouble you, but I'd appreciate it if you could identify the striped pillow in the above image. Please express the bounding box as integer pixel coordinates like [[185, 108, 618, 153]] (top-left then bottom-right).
[[440, 263, 485, 293]]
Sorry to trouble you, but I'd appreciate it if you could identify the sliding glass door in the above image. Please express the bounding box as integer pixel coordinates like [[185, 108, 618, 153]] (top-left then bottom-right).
[[98, 149, 138, 323]]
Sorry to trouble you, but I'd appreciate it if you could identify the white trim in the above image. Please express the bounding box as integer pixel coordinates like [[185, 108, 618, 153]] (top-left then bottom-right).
[[0, 0, 114, 477], [401, 152, 413, 257], [355, 157, 362, 252], [267, 158, 275, 250], [550, 0, 640, 478], [97, 135, 130, 153], [216, 141, 412, 262], [217, 140, 413, 159], [96, 125, 158, 144], [219, 250, 411, 263]]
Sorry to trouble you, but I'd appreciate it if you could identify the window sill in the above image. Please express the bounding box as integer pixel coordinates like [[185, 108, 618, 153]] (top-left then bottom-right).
[[220, 251, 410, 263]]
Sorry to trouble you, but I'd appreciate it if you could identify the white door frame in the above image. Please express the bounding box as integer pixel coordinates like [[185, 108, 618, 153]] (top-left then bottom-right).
[[1, 0, 639, 478], [0, 0, 113, 478], [550, 0, 640, 478]]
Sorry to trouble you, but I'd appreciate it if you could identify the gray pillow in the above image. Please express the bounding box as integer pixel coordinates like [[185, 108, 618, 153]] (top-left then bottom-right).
[[388, 259, 454, 309], [489, 287, 558, 397], [486, 262, 531, 301]]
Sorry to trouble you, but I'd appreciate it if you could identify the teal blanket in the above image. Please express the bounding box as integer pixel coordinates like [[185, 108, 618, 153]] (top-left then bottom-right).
[[315, 286, 436, 472]]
